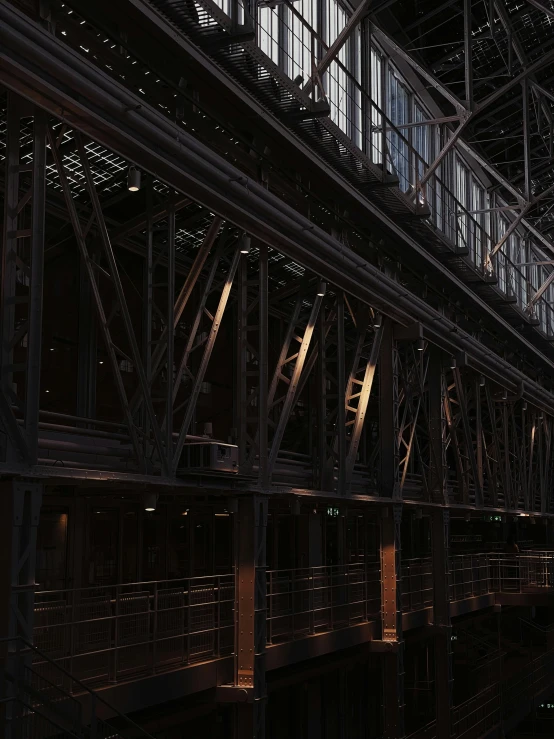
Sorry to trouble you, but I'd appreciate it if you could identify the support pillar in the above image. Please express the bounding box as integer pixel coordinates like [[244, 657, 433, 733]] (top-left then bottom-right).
[[381, 504, 405, 739], [431, 509, 453, 738], [76, 250, 97, 421], [234, 495, 268, 738], [0, 480, 42, 738]]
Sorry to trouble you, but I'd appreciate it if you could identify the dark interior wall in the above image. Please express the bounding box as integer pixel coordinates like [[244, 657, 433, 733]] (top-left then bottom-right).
[[36, 495, 234, 590]]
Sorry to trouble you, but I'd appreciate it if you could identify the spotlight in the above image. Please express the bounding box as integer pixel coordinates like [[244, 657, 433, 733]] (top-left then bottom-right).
[[416, 338, 425, 352], [239, 233, 251, 254], [373, 314, 381, 329], [450, 357, 456, 370], [317, 280, 327, 297], [480, 375, 485, 387], [143, 492, 158, 511], [523, 402, 528, 411], [502, 389, 508, 401], [465, 512, 471, 522], [127, 166, 141, 192]]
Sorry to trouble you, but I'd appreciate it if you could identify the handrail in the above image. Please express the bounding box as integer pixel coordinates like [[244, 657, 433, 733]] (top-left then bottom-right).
[[519, 617, 554, 634], [0, 694, 82, 739], [1, 636, 157, 739], [36, 571, 235, 597]]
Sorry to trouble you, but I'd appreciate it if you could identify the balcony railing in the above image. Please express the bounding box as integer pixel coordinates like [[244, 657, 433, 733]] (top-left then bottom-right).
[[401, 558, 434, 613], [408, 644, 554, 739], [32, 574, 235, 691], [266, 562, 380, 644]]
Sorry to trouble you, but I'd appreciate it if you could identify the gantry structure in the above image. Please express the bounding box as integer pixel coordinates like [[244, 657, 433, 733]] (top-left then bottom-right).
[[3, 0, 554, 738]]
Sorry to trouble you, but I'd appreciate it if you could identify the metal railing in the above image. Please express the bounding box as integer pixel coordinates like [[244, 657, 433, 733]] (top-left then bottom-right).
[[408, 643, 554, 739], [401, 558, 434, 612], [1, 636, 156, 738], [32, 574, 235, 691], [266, 562, 380, 644]]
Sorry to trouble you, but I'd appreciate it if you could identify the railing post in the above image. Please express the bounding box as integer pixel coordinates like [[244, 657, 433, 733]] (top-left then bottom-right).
[[310, 568, 315, 636], [152, 582, 158, 674], [111, 585, 120, 683]]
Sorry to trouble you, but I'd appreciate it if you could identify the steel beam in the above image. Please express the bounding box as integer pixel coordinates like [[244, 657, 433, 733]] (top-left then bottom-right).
[[304, 0, 372, 97], [381, 504, 404, 739], [378, 320, 398, 500], [267, 291, 323, 479], [3, 4, 554, 417], [166, 204, 176, 469], [259, 246, 269, 489], [235, 495, 268, 739], [172, 248, 241, 473], [344, 322, 383, 491]]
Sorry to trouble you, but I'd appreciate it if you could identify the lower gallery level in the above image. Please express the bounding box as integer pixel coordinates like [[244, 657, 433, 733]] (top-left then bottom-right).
[[3, 482, 554, 738]]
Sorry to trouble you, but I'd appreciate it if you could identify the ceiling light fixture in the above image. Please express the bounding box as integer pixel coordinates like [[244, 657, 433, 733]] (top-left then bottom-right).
[[143, 492, 158, 512], [127, 166, 141, 192], [239, 233, 251, 254]]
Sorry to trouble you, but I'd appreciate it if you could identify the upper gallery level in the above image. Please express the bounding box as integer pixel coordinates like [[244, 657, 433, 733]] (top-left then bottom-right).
[[3, 0, 554, 357]]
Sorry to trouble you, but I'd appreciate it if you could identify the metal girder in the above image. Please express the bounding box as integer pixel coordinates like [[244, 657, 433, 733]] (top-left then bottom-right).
[[0, 94, 46, 467], [258, 246, 269, 489], [485, 182, 554, 269], [303, 0, 372, 98], [463, 0, 473, 109], [75, 133, 170, 475], [453, 368, 484, 508], [110, 196, 190, 243], [344, 321, 383, 491], [172, 247, 241, 474], [48, 129, 151, 473], [131, 215, 223, 416], [4, 3, 554, 419], [381, 504, 405, 739], [234, 495, 268, 739], [267, 290, 324, 479], [526, 0, 554, 20]]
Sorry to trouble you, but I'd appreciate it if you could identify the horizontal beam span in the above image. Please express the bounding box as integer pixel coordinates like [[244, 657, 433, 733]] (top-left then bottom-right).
[[1, 5, 554, 415]]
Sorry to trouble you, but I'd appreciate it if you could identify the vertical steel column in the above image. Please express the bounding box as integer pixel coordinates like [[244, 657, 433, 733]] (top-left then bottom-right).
[[141, 177, 154, 440], [236, 495, 268, 739], [464, 0, 473, 109], [1, 95, 46, 466], [0, 481, 42, 739], [431, 509, 452, 739], [381, 504, 404, 739], [237, 254, 248, 466], [379, 320, 399, 499], [428, 346, 446, 504], [76, 251, 97, 423], [166, 204, 176, 470], [336, 295, 346, 494], [259, 246, 269, 488], [317, 307, 327, 490], [25, 111, 46, 464], [522, 78, 532, 202]]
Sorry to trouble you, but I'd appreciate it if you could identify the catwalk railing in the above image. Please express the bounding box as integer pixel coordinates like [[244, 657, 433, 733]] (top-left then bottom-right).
[[266, 562, 381, 643], [407, 643, 554, 739], [0, 636, 156, 738], [32, 574, 235, 691], [400, 552, 554, 611]]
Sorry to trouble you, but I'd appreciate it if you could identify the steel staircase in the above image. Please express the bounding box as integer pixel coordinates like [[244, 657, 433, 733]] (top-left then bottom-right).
[[1, 637, 156, 739]]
